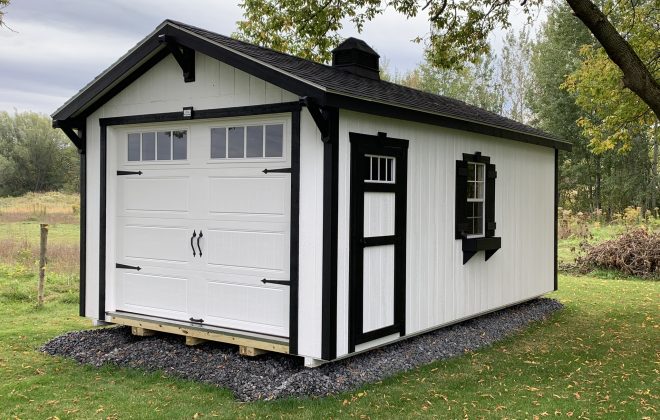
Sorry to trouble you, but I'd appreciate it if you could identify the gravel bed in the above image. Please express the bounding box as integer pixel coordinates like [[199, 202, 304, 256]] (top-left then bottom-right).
[[41, 298, 562, 401]]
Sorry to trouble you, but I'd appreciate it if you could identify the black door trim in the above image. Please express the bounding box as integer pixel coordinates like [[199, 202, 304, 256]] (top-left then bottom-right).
[[348, 132, 408, 353], [98, 103, 302, 345]]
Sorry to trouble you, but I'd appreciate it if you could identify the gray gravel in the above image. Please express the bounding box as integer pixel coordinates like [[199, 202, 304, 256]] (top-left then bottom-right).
[[41, 298, 562, 401]]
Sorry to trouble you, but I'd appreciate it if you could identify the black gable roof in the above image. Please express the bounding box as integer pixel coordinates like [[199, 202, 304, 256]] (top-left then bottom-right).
[[53, 20, 570, 150]]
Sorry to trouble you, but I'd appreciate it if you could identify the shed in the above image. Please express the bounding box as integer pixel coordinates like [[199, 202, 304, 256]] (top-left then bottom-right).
[[53, 20, 571, 367]]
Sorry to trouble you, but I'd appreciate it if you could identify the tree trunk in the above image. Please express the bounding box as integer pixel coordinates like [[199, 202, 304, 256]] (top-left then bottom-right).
[[594, 154, 601, 211], [652, 126, 659, 214], [565, 0, 660, 120], [38, 224, 48, 307]]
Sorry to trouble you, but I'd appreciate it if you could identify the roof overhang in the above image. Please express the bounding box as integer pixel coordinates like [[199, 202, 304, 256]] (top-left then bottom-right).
[[52, 20, 571, 152]]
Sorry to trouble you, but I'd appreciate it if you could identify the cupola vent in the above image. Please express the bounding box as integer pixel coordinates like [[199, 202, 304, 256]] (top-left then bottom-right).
[[331, 38, 380, 80]]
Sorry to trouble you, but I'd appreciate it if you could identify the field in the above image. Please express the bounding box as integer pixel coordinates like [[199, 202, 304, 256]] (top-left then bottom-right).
[[0, 193, 658, 418]]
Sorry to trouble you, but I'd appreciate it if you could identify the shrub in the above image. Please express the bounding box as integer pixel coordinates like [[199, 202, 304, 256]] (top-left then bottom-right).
[[577, 228, 660, 278]]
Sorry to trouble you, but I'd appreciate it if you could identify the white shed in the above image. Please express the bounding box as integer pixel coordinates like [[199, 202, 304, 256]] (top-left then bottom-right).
[[53, 20, 570, 367]]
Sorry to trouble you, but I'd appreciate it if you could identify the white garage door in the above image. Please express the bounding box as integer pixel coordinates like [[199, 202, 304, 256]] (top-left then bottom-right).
[[113, 119, 291, 338]]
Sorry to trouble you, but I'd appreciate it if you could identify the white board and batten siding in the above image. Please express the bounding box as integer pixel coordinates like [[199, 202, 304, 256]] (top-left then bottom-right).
[[336, 110, 555, 358], [82, 53, 312, 334]]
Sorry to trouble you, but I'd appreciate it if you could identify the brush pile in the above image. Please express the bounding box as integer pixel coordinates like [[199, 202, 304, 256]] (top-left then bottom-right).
[[578, 228, 660, 278]]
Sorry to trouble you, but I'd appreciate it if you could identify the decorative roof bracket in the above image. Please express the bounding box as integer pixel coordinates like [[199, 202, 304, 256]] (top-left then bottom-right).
[[158, 34, 195, 83]]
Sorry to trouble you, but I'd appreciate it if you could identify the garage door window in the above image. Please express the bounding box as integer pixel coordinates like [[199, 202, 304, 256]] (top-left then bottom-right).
[[127, 130, 187, 161], [210, 124, 283, 159]]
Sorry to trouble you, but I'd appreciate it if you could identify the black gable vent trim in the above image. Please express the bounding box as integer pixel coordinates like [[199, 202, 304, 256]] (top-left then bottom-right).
[[332, 37, 380, 80]]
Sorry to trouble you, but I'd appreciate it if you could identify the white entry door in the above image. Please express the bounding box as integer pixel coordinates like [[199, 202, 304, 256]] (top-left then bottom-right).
[[113, 120, 291, 338]]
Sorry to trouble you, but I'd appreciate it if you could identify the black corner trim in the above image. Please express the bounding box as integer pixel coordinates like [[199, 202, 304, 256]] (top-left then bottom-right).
[[289, 109, 301, 355], [321, 107, 339, 361], [158, 33, 195, 82], [554, 148, 559, 291], [99, 125, 107, 321], [78, 127, 87, 317]]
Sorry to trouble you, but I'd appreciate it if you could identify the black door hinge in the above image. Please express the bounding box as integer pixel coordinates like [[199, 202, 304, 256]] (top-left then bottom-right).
[[117, 170, 143, 176], [116, 263, 141, 271], [261, 279, 291, 286], [262, 168, 291, 174]]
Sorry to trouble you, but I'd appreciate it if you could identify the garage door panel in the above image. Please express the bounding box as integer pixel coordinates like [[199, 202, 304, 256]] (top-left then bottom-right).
[[203, 275, 289, 336], [121, 176, 191, 214], [204, 228, 288, 272], [113, 120, 291, 338], [122, 224, 193, 264], [117, 271, 189, 318], [205, 176, 288, 216]]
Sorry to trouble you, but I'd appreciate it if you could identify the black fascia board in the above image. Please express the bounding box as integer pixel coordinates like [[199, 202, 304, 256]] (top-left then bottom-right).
[[52, 23, 324, 124], [322, 93, 572, 151], [157, 25, 324, 99], [52, 33, 165, 121]]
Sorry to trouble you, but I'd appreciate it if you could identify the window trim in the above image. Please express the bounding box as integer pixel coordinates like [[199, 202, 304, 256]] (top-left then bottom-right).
[[126, 128, 189, 163], [209, 121, 287, 161], [455, 151, 500, 264], [466, 162, 486, 238]]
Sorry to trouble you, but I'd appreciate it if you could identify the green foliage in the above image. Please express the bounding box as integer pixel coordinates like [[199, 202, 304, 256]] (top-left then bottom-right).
[[0, 111, 80, 196], [0, 0, 9, 28], [236, 0, 543, 68], [384, 27, 538, 126], [384, 50, 505, 115], [562, 0, 658, 152]]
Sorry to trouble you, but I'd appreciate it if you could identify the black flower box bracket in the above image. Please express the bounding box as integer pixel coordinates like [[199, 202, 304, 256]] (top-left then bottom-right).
[[462, 236, 501, 264]]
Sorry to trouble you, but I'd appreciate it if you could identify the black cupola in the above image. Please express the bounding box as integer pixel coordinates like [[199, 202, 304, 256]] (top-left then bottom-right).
[[331, 37, 380, 80]]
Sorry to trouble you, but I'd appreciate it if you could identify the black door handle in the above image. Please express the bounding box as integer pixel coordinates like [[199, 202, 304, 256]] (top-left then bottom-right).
[[190, 230, 197, 257], [189, 317, 204, 323], [197, 230, 203, 257]]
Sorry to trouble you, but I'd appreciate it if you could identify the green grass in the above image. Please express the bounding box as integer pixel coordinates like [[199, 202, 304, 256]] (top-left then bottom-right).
[[0, 222, 80, 246], [0, 270, 657, 419]]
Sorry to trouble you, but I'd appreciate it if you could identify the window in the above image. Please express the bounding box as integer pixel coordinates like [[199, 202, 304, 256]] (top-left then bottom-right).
[[210, 123, 284, 159], [127, 130, 187, 162], [363, 155, 395, 183], [455, 152, 500, 263], [466, 162, 485, 237]]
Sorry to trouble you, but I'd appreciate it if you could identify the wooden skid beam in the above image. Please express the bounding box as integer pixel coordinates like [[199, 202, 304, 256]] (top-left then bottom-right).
[[185, 336, 207, 346], [131, 326, 156, 337], [109, 315, 289, 354], [239, 346, 266, 357]]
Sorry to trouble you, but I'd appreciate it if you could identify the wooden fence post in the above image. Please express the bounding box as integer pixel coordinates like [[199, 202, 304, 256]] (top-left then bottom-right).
[[38, 224, 49, 306]]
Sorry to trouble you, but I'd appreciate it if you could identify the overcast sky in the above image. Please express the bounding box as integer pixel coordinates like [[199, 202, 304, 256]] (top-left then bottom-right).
[[0, 1, 536, 116]]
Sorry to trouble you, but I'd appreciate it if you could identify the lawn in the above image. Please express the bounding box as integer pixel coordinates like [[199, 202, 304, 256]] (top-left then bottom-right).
[[0, 194, 658, 418]]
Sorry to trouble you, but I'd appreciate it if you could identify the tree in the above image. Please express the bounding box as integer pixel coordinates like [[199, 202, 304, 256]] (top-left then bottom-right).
[[562, 0, 657, 153], [528, 3, 597, 211], [236, 0, 659, 121], [500, 28, 534, 125], [529, 3, 657, 215], [384, 51, 505, 115], [0, 111, 79, 196], [0, 0, 9, 28]]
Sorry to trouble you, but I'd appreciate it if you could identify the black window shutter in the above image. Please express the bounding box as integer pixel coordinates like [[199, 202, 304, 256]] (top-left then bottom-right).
[[485, 163, 497, 237], [455, 160, 469, 239]]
